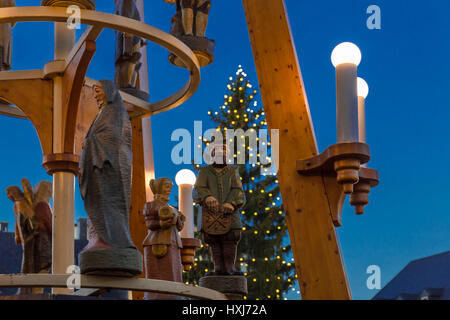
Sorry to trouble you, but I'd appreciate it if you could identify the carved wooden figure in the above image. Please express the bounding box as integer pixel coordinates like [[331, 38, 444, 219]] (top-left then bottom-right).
[[165, 0, 214, 68], [0, 0, 15, 71], [194, 145, 246, 275], [6, 179, 52, 295], [0, 3, 200, 298], [114, 0, 146, 90], [165, 0, 210, 37], [143, 178, 186, 300], [79, 80, 142, 276]]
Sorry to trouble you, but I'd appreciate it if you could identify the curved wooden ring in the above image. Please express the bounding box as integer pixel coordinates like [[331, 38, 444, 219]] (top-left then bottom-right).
[[0, 6, 201, 116], [0, 274, 227, 300]]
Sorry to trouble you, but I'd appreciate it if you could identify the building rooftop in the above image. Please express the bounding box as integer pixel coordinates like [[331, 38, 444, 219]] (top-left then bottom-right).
[[373, 251, 450, 300]]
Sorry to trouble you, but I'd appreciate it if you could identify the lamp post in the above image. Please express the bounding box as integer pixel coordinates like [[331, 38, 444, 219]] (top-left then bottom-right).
[[331, 42, 362, 194], [175, 169, 201, 271]]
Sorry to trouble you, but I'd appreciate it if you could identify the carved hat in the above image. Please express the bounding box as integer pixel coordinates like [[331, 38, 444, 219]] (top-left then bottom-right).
[[149, 178, 173, 195]]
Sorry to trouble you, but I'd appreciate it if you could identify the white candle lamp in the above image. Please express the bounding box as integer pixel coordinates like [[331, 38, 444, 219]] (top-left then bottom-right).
[[175, 169, 196, 239], [299, 44, 378, 217], [357, 77, 369, 144], [175, 169, 201, 271], [331, 42, 361, 143], [330, 42, 362, 194]]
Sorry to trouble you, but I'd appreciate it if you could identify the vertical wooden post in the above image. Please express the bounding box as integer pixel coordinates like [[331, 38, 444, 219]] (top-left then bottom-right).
[[128, 0, 155, 300], [134, 0, 156, 203], [242, 0, 351, 299], [129, 117, 148, 300], [52, 22, 76, 296]]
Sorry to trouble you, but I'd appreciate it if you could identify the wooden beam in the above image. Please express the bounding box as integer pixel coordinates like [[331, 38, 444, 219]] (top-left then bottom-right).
[[129, 117, 148, 300], [243, 0, 351, 299], [62, 40, 96, 153], [0, 69, 44, 81], [65, 25, 103, 66], [0, 79, 53, 155], [0, 103, 27, 119]]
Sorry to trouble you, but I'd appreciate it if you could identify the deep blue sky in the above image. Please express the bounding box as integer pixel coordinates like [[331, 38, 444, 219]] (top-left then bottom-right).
[[1, 0, 449, 300]]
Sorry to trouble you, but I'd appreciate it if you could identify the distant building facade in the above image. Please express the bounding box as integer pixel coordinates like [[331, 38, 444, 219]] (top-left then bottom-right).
[[0, 218, 89, 296], [373, 251, 450, 300]]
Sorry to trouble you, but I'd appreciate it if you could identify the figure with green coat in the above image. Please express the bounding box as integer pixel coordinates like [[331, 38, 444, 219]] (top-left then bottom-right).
[[194, 144, 246, 275]]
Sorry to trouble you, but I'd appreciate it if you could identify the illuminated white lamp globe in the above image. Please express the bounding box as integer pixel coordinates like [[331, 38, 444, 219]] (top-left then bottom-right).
[[357, 77, 369, 99], [175, 169, 197, 186], [331, 42, 362, 67]]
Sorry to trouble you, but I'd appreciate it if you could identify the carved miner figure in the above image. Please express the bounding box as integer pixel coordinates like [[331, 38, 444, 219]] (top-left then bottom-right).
[[194, 145, 246, 275]]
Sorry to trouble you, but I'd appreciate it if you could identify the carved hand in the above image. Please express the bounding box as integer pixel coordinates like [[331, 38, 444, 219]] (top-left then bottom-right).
[[160, 217, 174, 229], [223, 203, 235, 215], [177, 213, 186, 231], [205, 196, 219, 213]]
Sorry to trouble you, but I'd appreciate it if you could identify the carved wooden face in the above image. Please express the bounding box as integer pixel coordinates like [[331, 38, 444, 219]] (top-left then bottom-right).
[[212, 144, 229, 165], [161, 181, 173, 198], [6, 186, 22, 202], [93, 85, 107, 110]]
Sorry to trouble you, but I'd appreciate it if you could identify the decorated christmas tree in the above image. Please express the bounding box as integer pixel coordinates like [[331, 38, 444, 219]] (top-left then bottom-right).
[[183, 66, 297, 300]]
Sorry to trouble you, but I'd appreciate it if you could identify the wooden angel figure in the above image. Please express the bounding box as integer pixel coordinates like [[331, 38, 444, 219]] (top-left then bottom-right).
[[6, 179, 52, 295]]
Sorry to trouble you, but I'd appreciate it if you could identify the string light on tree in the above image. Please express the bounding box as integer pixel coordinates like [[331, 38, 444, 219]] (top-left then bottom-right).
[[184, 66, 295, 300]]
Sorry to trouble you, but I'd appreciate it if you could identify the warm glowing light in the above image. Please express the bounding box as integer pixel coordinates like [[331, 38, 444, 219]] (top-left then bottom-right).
[[175, 169, 196, 186], [357, 77, 369, 98], [331, 42, 362, 67]]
